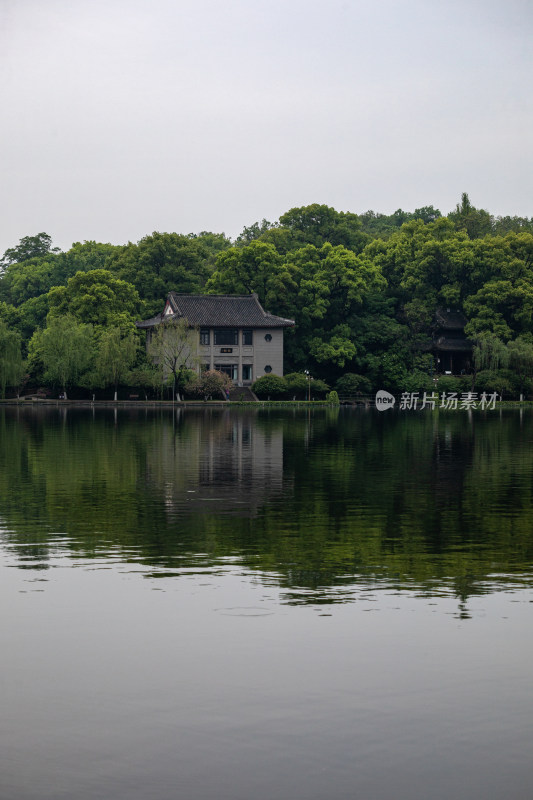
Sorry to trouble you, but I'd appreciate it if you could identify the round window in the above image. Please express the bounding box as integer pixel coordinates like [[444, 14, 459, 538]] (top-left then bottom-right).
[[264, 334, 272, 342], [264, 365, 272, 373]]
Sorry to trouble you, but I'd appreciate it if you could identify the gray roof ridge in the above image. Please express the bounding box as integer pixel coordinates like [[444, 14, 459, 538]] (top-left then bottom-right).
[[265, 310, 294, 323], [169, 291, 257, 298], [135, 312, 163, 328], [251, 291, 267, 317]]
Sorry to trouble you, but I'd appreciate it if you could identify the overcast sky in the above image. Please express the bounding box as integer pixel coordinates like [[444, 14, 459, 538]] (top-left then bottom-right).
[[1, 0, 531, 255]]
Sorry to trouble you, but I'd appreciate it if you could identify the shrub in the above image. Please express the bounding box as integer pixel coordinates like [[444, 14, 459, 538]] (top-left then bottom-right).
[[284, 372, 309, 399], [335, 373, 372, 396], [327, 390, 339, 404], [401, 370, 435, 393], [186, 369, 231, 400], [177, 368, 197, 390], [310, 378, 330, 397], [252, 374, 287, 398], [435, 374, 472, 395], [474, 370, 513, 397]]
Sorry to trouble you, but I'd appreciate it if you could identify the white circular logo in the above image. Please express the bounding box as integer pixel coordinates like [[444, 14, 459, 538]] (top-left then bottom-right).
[[375, 390, 396, 411]]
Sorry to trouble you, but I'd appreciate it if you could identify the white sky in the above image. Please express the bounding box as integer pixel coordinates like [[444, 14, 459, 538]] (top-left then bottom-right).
[[1, 0, 532, 254]]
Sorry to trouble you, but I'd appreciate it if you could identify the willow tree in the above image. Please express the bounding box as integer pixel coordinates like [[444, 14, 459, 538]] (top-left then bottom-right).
[[94, 327, 139, 400], [507, 336, 533, 394], [471, 333, 510, 394], [0, 321, 25, 397], [29, 315, 94, 399], [472, 333, 509, 373]]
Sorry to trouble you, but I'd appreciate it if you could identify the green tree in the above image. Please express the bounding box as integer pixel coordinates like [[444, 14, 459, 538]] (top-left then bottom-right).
[[335, 373, 372, 396], [284, 372, 310, 399], [472, 333, 509, 375], [465, 279, 533, 340], [207, 241, 285, 307], [147, 318, 199, 398], [0, 241, 120, 311], [413, 206, 442, 223], [279, 204, 368, 252], [275, 243, 385, 375], [492, 216, 533, 236], [187, 231, 232, 268], [29, 315, 94, 398], [94, 327, 139, 399], [252, 374, 287, 398], [474, 370, 513, 396], [107, 232, 212, 312], [1, 258, 57, 306], [0, 301, 18, 327], [358, 206, 441, 239], [0, 321, 25, 397], [12, 295, 50, 344], [1, 233, 59, 270], [47, 269, 139, 328], [235, 219, 277, 245], [448, 192, 493, 239], [506, 336, 533, 393], [309, 324, 356, 368]]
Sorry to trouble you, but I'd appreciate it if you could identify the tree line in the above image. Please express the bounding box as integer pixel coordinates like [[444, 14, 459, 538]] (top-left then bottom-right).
[[1, 193, 533, 399]]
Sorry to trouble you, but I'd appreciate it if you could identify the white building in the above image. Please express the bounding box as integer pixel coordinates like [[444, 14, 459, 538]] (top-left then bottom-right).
[[136, 293, 295, 385]]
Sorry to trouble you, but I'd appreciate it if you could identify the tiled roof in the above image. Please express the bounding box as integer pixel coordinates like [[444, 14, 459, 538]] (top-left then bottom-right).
[[434, 336, 473, 352], [136, 293, 295, 329], [136, 313, 164, 329], [435, 309, 468, 330]]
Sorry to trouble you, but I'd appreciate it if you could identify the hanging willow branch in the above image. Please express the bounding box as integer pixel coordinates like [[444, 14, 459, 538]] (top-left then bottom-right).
[[473, 333, 509, 372]]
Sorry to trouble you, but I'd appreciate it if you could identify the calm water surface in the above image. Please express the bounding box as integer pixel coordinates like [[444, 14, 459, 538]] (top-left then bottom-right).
[[1, 406, 533, 800]]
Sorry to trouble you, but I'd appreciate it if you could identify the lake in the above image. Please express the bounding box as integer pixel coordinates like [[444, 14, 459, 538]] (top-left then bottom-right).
[[1, 405, 532, 799]]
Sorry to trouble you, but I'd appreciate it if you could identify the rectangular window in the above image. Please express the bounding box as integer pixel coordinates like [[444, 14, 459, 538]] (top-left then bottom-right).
[[200, 329, 210, 345], [242, 365, 252, 382], [242, 329, 253, 345], [215, 364, 238, 381], [214, 329, 238, 345]]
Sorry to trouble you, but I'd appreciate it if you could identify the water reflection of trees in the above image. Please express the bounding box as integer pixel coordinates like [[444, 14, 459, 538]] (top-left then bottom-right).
[[1, 406, 533, 604]]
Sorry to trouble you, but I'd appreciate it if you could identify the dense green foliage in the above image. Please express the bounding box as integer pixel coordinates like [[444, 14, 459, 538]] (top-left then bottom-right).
[[0, 321, 25, 397], [2, 193, 533, 398]]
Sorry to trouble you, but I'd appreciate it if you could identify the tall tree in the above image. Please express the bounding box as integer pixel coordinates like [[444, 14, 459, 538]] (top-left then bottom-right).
[[1, 233, 60, 270], [206, 241, 284, 306], [448, 192, 493, 239], [0, 321, 25, 397], [472, 333, 509, 372], [147, 318, 199, 397], [507, 336, 533, 393], [47, 269, 139, 328], [279, 203, 368, 252], [94, 327, 139, 399], [29, 315, 94, 398], [107, 232, 212, 312]]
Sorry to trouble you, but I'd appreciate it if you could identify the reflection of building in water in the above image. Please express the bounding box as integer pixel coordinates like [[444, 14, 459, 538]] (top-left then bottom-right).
[[145, 411, 286, 516]]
